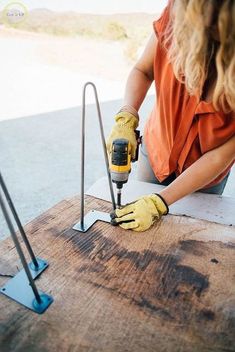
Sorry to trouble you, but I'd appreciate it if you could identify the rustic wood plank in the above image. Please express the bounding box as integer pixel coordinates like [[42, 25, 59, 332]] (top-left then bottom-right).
[[0, 195, 235, 352]]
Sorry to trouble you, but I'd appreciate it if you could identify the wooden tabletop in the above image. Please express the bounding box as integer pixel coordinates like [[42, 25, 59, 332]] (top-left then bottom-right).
[[0, 195, 235, 352]]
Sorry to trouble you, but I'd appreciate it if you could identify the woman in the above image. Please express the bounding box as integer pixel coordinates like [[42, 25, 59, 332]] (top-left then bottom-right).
[[107, 0, 235, 232]]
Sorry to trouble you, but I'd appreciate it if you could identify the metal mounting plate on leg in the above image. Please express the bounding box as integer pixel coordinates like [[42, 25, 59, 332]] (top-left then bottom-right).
[[29, 257, 49, 276], [73, 210, 110, 232], [0, 257, 53, 314]]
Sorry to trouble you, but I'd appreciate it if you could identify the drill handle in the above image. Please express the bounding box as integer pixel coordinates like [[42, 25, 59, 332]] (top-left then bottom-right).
[[132, 130, 142, 162]]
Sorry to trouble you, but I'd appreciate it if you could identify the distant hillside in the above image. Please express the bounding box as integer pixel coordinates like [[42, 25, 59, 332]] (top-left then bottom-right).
[[0, 9, 160, 62], [0, 9, 158, 41]]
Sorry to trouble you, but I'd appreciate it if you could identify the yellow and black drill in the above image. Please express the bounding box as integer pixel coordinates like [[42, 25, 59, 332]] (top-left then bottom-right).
[[110, 131, 140, 208]]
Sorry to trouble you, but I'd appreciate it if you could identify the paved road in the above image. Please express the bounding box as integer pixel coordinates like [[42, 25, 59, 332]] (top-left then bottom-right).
[[1, 95, 234, 239]]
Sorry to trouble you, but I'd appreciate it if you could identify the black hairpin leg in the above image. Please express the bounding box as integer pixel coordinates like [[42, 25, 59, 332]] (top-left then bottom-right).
[[0, 173, 53, 314], [73, 82, 116, 233]]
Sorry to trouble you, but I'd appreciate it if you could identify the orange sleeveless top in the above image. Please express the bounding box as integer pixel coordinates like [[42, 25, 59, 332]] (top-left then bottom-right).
[[144, 2, 235, 188]]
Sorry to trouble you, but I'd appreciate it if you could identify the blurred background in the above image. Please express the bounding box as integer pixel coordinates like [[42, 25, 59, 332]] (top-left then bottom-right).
[[0, 0, 167, 119], [0, 0, 234, 239]]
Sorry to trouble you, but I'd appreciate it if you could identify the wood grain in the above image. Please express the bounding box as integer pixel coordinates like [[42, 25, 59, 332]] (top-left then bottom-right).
[[0, 195, 235, 352]]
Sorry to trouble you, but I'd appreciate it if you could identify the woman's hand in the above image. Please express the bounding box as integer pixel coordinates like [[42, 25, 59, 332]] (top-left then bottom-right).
[[110, 194, 168, 232], [106, 111, 139, 160]]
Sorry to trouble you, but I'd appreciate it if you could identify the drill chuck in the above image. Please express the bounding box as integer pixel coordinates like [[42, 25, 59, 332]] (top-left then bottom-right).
[[110, 171, 129, 186]]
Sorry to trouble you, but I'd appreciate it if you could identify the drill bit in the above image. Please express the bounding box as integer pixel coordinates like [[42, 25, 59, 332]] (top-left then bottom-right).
[[117, 188, 122, 208]]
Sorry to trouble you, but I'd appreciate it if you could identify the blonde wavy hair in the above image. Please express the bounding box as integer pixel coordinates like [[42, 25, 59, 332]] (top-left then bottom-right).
[[166, 0, 235, 113]]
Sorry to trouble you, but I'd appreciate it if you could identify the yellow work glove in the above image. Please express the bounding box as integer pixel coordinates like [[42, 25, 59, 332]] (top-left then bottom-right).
[[111, 194, 169, 232], [106, 111, 139, 160]]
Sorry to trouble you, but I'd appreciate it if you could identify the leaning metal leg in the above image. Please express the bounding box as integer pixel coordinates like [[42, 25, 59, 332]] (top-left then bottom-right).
[[0, 172, 40, 269], [0, 174, 53, 314]]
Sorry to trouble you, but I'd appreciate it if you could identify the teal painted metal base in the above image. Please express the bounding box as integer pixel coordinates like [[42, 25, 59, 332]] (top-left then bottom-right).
[[0, 257, 53, 314]]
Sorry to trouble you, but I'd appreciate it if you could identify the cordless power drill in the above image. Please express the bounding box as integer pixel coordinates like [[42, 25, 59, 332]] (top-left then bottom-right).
[[110, 131, 140, 208]]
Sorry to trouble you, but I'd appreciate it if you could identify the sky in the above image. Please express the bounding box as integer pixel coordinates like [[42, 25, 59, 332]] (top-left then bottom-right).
[[0, 0, 168, 14]]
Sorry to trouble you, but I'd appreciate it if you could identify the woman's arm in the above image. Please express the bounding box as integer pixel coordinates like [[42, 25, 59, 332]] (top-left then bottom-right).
[[112, 135, 234, 232], [159, 135, 235, 205], [106, 33, 157, 159], [122, 33, 157, 112]]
